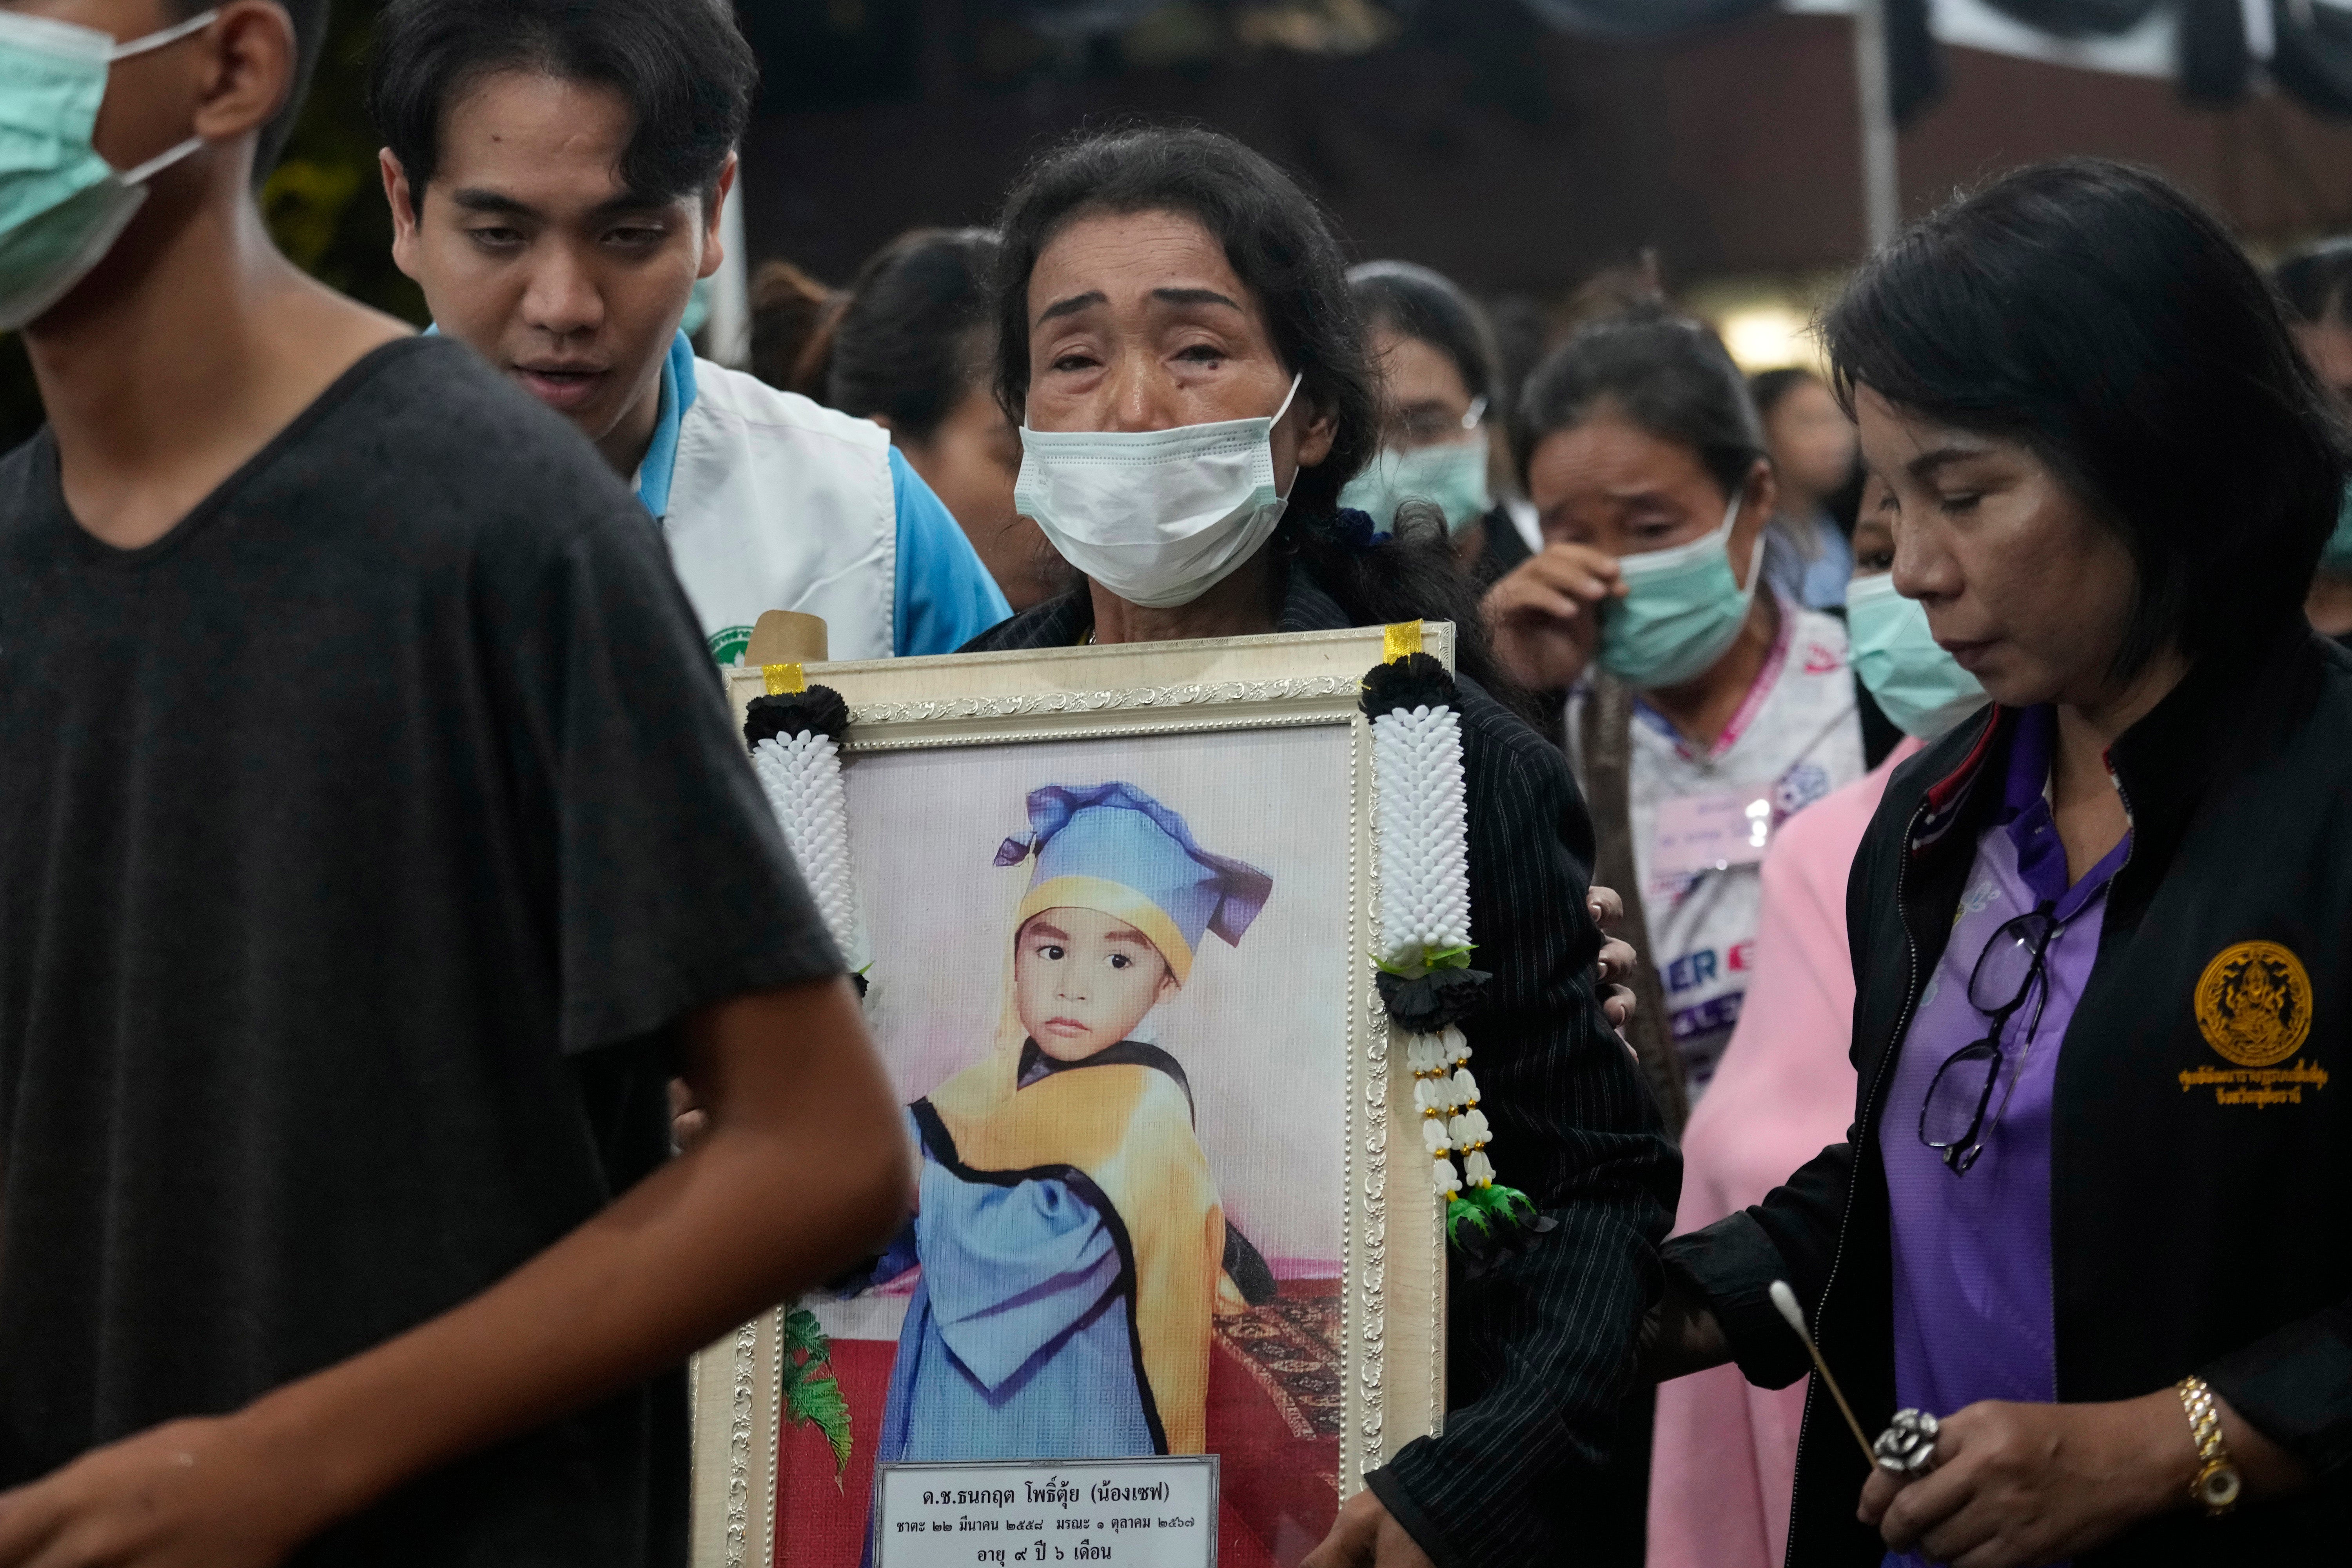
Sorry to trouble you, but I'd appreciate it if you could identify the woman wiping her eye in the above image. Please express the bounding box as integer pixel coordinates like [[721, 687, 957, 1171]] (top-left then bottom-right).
[[1494, 313, 1871, 1119]]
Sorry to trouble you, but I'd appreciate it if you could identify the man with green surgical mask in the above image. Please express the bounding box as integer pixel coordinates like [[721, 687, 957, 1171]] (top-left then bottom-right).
[[0, 2, 909, 1564], [1491, 312, 1867, 1115]]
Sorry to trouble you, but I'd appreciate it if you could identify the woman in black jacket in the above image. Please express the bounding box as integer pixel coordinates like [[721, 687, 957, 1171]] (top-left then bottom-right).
[[962, 125, 1675, 1568], [1649, 159, 2352, 1566]]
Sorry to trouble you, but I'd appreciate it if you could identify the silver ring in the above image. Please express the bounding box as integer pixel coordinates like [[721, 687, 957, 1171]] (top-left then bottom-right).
[[1873, 1407, 1941, 1477]]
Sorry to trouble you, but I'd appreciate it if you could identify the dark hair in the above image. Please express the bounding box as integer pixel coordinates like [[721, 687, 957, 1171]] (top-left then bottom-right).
[[1348, 260, 1499, 414], [1299, 504, 1543, 730], [991, 127, 1530, 717], [1748, 365, 1824, 421], [2273, 238, 2352, 328], [1824, 157, 2347, 677], [1487, 294, 1553, 426], [1560, 259, 1670, 335], [824, 228, 1002, 444], [1513, 307, 1767, 500], [991, 125, 1377, 519], [174, 0, 327, 176], [748, 258, 837, 396], [367, 0, 755, 204]]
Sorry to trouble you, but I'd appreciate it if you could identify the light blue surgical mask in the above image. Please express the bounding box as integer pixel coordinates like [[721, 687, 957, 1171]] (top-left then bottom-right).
[[2321, 481, 2352, 577], [1339, 397, 1492, 534], [1597, 496, 1762, 689], [1845, 571, 1991, 739], [681, 275, 714, 338], [1339, 438, 1492, 535], [0, 8, 216, 331]]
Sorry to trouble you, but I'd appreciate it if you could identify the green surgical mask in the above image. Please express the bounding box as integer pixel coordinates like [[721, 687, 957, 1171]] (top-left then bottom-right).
[[2321, 481, 2352, 577], [1844, 571, 1991, 739], [0, 8, 216, 332], [1339, 437, 1492, 535], [1597, 497, 1761, 689]]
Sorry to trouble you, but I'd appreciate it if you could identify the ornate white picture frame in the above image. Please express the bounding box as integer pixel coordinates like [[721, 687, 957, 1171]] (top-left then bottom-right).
[[689, 626, 1454, 1568]]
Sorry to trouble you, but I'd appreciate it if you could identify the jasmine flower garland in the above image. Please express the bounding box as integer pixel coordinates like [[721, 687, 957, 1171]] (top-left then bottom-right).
[[742, 672, 862, 1475], [745, 675, 869, 984], [1363, 646, 1556, 1275]]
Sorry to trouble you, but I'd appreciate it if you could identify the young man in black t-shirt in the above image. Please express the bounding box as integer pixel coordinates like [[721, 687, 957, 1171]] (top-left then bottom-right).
[[0, 4, 909, 1565]]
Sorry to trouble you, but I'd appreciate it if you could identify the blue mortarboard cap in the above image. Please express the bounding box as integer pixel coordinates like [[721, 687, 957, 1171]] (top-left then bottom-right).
[[993, 781, 1273, 982]]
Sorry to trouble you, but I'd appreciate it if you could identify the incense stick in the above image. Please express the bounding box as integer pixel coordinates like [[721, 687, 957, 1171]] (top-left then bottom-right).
[[1769, 1279, 1878, 1469]]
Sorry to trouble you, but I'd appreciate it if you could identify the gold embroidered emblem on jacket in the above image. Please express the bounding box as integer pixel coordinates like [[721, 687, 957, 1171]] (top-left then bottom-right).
[[2194, 940, 2314, 1069]]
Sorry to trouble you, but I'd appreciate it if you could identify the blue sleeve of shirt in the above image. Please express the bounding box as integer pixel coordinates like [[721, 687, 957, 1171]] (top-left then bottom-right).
[[891, 447, 1011, 656]]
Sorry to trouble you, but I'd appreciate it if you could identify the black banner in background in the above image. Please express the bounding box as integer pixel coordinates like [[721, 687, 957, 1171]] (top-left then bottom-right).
[[2177, 0, 2256, 104], [1976, 0, 2164, 36], [1887, 0, 1949, 125], [2270, 0, 2352, 118], [1512, 0, 1776, 38], [2173, 0, 2352, 118], [995, 0, 2352, 127]]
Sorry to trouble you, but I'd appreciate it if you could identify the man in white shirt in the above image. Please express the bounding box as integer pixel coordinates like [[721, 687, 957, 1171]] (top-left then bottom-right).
[[370, 0, 1009, 663]]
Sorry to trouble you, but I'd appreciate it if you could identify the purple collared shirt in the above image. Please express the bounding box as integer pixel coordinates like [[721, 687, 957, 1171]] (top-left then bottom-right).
[[1880, 707, 2129, 1568]]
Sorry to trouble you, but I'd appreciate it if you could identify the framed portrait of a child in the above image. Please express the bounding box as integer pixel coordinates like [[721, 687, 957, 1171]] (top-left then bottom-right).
[[690, 627, 1452, 1568]]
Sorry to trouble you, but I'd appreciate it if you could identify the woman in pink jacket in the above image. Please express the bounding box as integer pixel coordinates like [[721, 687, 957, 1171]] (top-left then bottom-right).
[[1647, 494, 1991, 1568]]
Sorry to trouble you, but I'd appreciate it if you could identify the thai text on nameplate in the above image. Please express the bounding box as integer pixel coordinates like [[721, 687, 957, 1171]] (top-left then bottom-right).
[[872, 1455, 1220, 1568]]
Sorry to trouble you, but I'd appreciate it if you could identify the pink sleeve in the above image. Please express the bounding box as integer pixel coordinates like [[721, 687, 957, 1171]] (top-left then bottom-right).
[[1647, 742, 1913, 1568]]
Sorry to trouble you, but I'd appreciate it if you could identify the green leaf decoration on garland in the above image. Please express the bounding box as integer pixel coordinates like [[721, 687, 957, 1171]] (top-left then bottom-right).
[[1374, 941, 1479, 980], [1446, 1184, 1545, 1250], [1465, 1183, 1539, 1227], [1445, 1194, 1493, 1245], [779, 1305, 852, 1483]]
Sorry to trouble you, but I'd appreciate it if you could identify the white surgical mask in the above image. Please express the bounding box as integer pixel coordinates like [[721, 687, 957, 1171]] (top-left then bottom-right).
[[1014, 374, 1302, 610]]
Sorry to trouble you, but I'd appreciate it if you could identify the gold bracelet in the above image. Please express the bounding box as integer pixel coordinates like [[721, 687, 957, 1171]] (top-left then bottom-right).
[[2176, 1376, 2242, 1517]]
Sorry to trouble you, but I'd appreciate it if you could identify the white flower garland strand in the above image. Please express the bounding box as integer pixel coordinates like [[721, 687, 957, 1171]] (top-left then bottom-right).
[[1370, 702, 1497, 1203], [1408, 1028, 1481, 1197], [1371, 706, 1472, 959], [751, 730, 868, 971]]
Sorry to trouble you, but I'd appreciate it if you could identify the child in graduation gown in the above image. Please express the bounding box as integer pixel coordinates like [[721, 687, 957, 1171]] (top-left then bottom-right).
[[868, 781, 1274, 1464]]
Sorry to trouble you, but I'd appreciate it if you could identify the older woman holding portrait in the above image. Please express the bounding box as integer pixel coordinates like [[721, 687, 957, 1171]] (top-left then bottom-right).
[[959, 126, 1676, 1568], [1648, 158, 2352, 1568]]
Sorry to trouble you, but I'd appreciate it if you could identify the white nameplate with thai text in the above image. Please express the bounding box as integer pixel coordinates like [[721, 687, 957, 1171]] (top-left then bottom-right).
[[871, 1457, 1220, 1568]]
